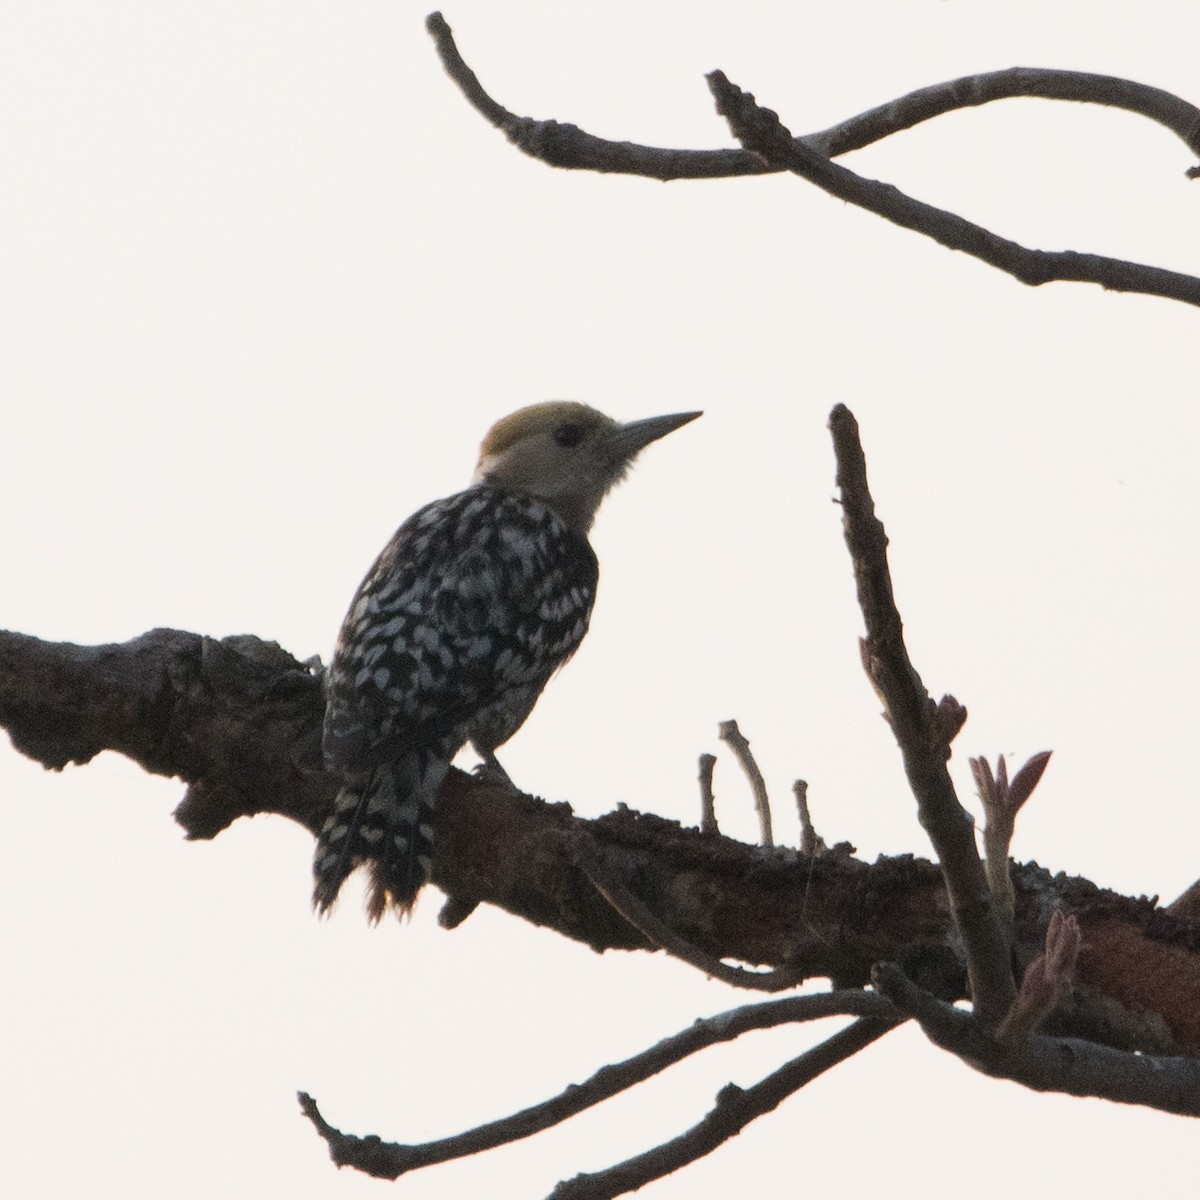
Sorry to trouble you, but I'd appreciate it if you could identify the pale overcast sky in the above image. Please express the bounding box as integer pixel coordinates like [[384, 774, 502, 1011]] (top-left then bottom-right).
[[2, 3, 1199, 1197]]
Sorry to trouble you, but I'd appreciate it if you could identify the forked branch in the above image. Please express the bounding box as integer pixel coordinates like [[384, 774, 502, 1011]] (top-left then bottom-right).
[[707, 71, 1200, 307], [548, 1017, 898, 1200], [425, 12, 1200, 174], [299, 991, 896, 1183], [426, 11, 1200, 307]]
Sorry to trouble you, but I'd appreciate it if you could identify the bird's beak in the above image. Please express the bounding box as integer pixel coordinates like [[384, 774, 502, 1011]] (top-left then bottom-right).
[[609, 411, 702, 460]]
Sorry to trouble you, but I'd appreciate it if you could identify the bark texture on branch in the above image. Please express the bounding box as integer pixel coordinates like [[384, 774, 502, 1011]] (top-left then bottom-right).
[[2, 625, 1200, 1052]]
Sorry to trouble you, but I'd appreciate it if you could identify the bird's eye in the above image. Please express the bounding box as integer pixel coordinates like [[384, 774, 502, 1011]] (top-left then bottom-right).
[[553, 422, 586, 448]]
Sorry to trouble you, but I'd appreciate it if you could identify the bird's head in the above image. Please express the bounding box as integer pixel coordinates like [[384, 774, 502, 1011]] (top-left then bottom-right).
[[472, 401, 701, 533]]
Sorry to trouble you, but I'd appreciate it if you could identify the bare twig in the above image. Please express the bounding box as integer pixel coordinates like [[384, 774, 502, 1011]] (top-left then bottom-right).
[[808, 67, 1200, 163], [717, 719, 773, 846], [299, 990, 895, 1180], [708, 71, 1200, 308], [827, 405, 1015, 1027], [426, 12, 1200, 304], [793, 780, 827, 856], [549, 1017, 899, 1200], [698, 753, 719, 835], [425, 14, 1200, 176], [577, 839, 801, 991], [874, 962, 1200, 1115], [424, 11, 774, 181], [971, 751, 1052, 918]]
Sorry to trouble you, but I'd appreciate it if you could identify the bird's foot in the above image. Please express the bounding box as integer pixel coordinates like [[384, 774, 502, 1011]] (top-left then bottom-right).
[[472, 754, 517, 790]]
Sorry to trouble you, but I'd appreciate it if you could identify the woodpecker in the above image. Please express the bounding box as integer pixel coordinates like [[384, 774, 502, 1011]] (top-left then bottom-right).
[[314, 401, 701, 921]]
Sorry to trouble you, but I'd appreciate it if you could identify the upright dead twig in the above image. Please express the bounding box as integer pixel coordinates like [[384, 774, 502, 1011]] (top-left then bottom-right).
[[698, 753, 719, 834], [793, 780, 827, 856], [718, 719, 773, 846], [426, 14, 1200, 174]]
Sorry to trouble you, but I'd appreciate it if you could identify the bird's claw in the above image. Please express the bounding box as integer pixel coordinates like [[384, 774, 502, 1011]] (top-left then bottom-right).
[[472, 758, 516, 789]]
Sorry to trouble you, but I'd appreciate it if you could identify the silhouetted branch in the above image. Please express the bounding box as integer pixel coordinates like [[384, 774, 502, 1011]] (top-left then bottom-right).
[[874, 962, 1200, 1115], [549, 1017, 899, 1200], [299, 989, 894, 1181], [827, 403, 1015, 1027], [425, 13, 1200, 176], [0, 628, 332, 838], [424, 11, 775, 181], [708, 71, 1200, 308], [3, 626, 1198, 1044], [4, 515, 1199, 1055], [807, 67, 1200, 162], [10, 403, 1200, 1198], [424, 13, 1200, 305], [0, 628, 949, 981]]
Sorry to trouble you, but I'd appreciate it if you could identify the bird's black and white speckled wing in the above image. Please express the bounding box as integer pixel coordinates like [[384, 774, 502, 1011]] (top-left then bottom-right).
[[322, 483, 599, 779]]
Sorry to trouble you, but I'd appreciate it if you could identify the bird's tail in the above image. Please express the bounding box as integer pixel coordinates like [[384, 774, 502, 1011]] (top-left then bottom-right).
[[312, 750, 449, 921]]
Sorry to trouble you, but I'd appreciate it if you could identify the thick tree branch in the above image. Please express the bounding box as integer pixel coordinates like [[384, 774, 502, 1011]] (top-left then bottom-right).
[[708, 71, 1200, 308], [299, 989, 894, 1180], [875, 963, 1200, 1115], [426, 13, 1200, 177], [828, 403, 1015, 1027], [4, 625, 1200, 1058], [0, 628, 332, 838], [0, 625, 942, 977]]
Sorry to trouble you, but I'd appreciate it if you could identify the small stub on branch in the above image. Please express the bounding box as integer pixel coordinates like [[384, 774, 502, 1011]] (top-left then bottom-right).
[[793, 780, 827, 857], [698, 753, 719, 835]]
